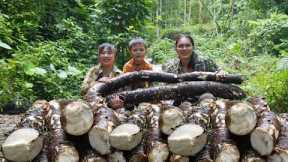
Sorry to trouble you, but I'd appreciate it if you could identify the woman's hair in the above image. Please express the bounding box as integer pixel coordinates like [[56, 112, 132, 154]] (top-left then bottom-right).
[[98, 43, 117, 55], [128, 37, 146, 50], [175, 34, 195, 47]]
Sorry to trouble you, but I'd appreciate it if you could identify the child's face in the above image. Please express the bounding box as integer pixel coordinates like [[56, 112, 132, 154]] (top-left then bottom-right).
[[130, 43, 146, 63]]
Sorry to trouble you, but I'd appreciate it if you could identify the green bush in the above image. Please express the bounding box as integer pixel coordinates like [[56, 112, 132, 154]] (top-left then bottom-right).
[[148, 38, 176, 64], [245, 69, 288, 112], [0, 41, 86, 110], [244, 13, 288, 56]]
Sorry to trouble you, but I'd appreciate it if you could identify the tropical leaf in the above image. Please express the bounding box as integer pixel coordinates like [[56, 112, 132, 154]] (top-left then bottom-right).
[[0, 40, 12, 50]]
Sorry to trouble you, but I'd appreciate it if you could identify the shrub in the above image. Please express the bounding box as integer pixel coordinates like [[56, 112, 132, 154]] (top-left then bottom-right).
[[148, 38, 176, 64], [245, 68, 288, 112]]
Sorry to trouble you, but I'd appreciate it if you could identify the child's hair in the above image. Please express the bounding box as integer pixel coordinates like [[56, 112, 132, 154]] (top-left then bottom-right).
[[98, 43, 117, 55], [128, 37, 146, 50]]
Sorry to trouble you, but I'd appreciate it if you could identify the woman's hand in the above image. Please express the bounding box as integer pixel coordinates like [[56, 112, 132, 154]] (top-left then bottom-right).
[[109, 95, 124, 109]]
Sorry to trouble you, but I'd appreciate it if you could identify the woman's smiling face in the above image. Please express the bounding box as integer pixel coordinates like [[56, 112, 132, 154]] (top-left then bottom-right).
[[99, 48, 116, 67], [176, 37, 193, 61]]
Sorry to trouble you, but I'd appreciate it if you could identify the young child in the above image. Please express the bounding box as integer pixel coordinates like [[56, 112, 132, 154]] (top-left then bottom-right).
[[123, 37, 153, 73]]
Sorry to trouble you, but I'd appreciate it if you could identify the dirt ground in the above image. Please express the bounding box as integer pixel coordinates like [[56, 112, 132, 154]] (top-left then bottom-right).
[[0, 114, 22, 160]]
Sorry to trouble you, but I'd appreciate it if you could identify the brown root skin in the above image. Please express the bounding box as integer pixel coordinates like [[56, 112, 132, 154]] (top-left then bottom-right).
[[145, 104, 169, 162], [241, 149, 265, 162], [251, 111, 281, 156], [108, 150, 126, 162], [48, 100, 79, 162], [160, 105, 185, 135], [247, 96, 270, 116], [170, 154, 189, 162], [267, 114, 288, 162], [32, 138, 49, 162], [107, 81, 246, 107], [88, 71, 243, 96], [211, 100, 240, 161], [195, 144, 213, 162], [128, 143, 147, 162], [88, 107, 119, 155], [80, 149, 107, 162]]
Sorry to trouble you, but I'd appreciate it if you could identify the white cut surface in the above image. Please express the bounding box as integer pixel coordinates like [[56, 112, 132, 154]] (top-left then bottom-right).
[[2, 128, 43, 162]]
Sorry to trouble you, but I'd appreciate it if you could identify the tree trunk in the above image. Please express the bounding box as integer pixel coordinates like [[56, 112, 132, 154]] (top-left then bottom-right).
[[211, 100, 240, 162], [87, 71, 243, 96], [168, 101, 211, 156], [195, 144, 213, 162], [88, 107, 119, 155], [2, 128, 44, 162], [248, 96, 270, 117], [250, 111, 280, 156], [80, 149, 106, 162], [62, 101, 94, 136], [128, 142, 147, 162], [267, 114, 288, 161], [160, 105, 185, 135], [2, 100, 50, 162], [169, 154, 189, 162], [168, 124, 207, 156], [110, 108, 146, 150], [146, 104, 169, 162], [48, 100, 79, 162], [184, 0, 187, 23], [241, 150, 265, 162], [198, 0, 202, 23], [108, 150, 126, 162], [32, 138, 49, 162], [226, 102, 257, 135], [106, 81, 246, 107]]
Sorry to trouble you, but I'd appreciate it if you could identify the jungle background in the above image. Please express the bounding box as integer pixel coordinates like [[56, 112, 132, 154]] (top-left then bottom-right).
[[0, 0, 287, 113]]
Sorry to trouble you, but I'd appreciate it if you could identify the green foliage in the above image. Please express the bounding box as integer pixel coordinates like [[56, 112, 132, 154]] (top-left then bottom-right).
[[90, 0, 153, 66], [246, 70, 288, 112], [245, 13, 288, 56], [148, 38, 176, 63], [0, 0, 153, 111], [0, 14, 14, 56], [0, 41, 85, 109], [94, 0, 152, 34]]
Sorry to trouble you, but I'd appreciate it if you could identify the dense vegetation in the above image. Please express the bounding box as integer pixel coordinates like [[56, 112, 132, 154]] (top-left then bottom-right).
[[0, 0, 287, 112]]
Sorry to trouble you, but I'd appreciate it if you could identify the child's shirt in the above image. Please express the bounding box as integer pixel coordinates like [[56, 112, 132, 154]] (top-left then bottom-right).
[[123, 58, 153, 73]]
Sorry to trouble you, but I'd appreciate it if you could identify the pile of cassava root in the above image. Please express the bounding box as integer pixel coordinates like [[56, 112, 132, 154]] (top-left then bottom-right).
[[1, 71, 287, 162]]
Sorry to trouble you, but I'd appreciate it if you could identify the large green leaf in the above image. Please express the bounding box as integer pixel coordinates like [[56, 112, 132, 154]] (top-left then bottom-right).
[[67, 66, 81, 76], [0, 40, 12, 50], [32, 67, 47, 76], [23, 62, 37, 76], [24, 63, 47, 76], [57, 70, 68, 79]]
